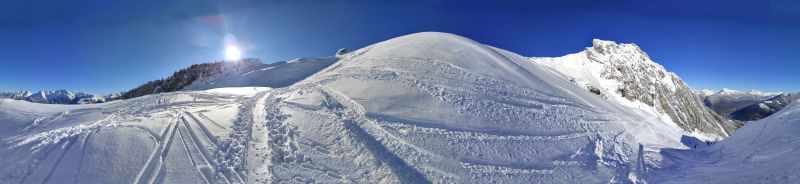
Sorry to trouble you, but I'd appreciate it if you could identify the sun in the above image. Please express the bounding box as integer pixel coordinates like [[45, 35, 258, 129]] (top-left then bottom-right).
[[225, 45, 242, 61]]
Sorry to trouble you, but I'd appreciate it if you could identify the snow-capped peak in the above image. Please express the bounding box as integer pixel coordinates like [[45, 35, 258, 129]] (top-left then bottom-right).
[[533, 38, 733, 138], [591, 39, 618, 49], [719, 88, 741, 95]]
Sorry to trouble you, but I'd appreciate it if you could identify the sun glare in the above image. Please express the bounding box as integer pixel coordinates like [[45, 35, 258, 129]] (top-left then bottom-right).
[[225, 45, 242, 61]]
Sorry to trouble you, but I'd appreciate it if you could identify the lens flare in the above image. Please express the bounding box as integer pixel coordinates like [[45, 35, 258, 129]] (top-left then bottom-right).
[[225, 45, 242, 61]]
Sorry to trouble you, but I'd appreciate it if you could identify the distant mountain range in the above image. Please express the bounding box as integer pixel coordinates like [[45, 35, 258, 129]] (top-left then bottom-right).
[[731, 93, 800, 121], [0, 90, 117, 104], [696, 88, 797, 125]]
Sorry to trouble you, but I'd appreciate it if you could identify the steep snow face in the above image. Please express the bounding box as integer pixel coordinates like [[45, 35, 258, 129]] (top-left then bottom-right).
[[650, 100, 800, 183], [0, 90, 109, 104], [245, 32, 694, 183], [532, 39, 733, 139], [698, 88, 781, 121]]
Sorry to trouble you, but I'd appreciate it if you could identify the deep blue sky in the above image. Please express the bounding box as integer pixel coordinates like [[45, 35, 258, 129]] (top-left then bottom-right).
[[1, 0, 798, 94]]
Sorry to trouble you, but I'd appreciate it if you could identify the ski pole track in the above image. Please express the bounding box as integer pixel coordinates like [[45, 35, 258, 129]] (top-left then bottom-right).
[[183, 112, 220, 145], [198, 113, 228, 130]]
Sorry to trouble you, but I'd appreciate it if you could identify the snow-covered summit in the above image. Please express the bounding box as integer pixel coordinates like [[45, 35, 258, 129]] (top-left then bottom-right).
[[532, 39, 733, 138], [719, 88, 740, 95]]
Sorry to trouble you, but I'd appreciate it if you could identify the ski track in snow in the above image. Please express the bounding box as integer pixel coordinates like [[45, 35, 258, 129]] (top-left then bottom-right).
[[0, 89, 272, 184]]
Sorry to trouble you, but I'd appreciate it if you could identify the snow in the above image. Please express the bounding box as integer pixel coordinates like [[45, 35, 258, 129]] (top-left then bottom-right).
[[183, 57, 337, 91], [649, 99, 800, 183], [203, 87, 270, 96], [698, 89, 716, 96], [0, 32, 795, 183], [758, 103, 770, 110]]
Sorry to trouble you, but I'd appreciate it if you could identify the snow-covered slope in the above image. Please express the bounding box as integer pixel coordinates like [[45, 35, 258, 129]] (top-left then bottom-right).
[[532, 39, 733, 138], [183, 57, 338, 91], [0, 90, 111, 104], [244, 32, 716, 183], [0, 87, 270, 183], [119, 57, 337, 100], [697, 88, 779, 120], [650, 99, 800, 183]]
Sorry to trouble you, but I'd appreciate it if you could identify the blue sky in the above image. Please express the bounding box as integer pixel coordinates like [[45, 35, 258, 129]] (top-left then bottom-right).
[[0, 0, 798, 94]]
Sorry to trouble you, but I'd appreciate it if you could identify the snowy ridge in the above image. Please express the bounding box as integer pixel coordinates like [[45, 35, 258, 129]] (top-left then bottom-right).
[[532, 39, 732, 139]]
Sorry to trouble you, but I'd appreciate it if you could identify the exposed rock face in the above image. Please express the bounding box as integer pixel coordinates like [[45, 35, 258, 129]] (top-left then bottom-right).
[[336, 48, 349, 57], [589, 40, 734, 136], [534, 39, 734, 137]]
